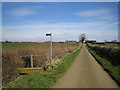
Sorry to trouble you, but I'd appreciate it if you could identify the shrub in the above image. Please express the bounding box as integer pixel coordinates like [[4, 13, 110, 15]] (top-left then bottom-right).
[[87, 44, 120, 65], [2, 51, 24, 85]]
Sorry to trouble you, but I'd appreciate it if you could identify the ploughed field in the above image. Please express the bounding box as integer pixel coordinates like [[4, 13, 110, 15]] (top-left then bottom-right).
[[2, 42, 80, 85]]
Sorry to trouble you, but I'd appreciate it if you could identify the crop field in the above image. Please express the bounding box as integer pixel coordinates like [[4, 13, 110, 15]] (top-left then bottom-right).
[[2, 42, 80, 85], [3, 42, 79, 50], [3, 42, 79, 57]]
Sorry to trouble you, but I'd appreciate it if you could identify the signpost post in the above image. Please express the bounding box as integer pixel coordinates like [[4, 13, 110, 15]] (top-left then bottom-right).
[[46, 33, 52, 65]]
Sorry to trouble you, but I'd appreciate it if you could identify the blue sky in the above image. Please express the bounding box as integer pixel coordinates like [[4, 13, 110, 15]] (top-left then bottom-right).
[[2, 2, 118, 42]]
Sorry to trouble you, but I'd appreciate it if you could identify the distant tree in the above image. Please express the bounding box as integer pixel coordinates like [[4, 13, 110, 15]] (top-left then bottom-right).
[[105, 40, 107, 42], [111, 40, 117, 43], [79, 34, 86, 43], [5, 40, 8, 42]]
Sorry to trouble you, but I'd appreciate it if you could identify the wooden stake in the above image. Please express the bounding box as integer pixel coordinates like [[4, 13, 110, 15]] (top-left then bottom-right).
[[31, 54, 33, 68]]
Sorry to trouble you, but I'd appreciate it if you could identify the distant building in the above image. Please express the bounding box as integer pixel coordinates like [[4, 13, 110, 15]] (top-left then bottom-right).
[[85, 40, 96, 43], [65, 40, 77, 43], [95, 42, 105, 45]]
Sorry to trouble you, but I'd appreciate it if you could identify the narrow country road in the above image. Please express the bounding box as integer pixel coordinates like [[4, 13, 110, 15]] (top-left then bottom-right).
[[52, 45, 118, 88]]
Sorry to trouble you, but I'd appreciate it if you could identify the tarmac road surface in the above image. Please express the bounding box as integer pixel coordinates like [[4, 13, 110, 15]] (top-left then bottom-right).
[[52, 45, 118, 88]]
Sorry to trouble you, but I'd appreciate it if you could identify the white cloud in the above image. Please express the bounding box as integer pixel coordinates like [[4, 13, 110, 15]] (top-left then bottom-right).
[[8, 7, 37, 16], [3, 21, 112, 31], [75, 8, 110, 17], [2, 21, 118, 42]]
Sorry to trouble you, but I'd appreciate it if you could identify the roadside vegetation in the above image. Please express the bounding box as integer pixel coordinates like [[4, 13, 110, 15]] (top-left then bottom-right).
[[4, 45, 83, 88], [2, 42, 80, 86], [89, 43, 119, 47], [87, 44, 120, 86]]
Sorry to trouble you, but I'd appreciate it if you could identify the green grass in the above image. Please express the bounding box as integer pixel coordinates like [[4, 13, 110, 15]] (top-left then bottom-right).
[[87, 46, 120, 86], [2, 42, 78, 51], [105, 43, 119, 47], [5, 45, 83, 88]]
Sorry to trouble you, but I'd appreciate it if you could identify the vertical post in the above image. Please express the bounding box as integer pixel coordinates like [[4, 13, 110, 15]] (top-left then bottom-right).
[[56, 56, 58, 61], [46, 33, 52, 65], [50, 33, 52, 65], [46, 54, 49, 64], [31, 54, 33, 68]]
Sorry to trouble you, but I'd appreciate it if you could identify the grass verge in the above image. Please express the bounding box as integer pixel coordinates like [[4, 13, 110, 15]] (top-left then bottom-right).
[[87, 46, 120, 86], [4, 45, 83, 88]]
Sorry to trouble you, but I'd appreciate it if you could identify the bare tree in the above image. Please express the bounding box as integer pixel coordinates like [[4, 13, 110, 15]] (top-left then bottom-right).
[[79, 34, 86, 43]]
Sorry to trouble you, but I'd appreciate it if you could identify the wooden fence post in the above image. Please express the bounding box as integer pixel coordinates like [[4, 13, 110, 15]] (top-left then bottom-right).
[[31, 54, 33, 68], [46, 54, 49, 64]]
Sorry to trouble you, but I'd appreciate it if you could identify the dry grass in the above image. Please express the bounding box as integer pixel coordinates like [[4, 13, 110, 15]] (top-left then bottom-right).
[[2, 42, 80, 85], [2, 51, 24, 84]]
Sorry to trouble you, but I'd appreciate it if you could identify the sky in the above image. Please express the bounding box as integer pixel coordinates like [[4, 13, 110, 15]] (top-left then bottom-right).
[[2, 2, 118, 42]]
